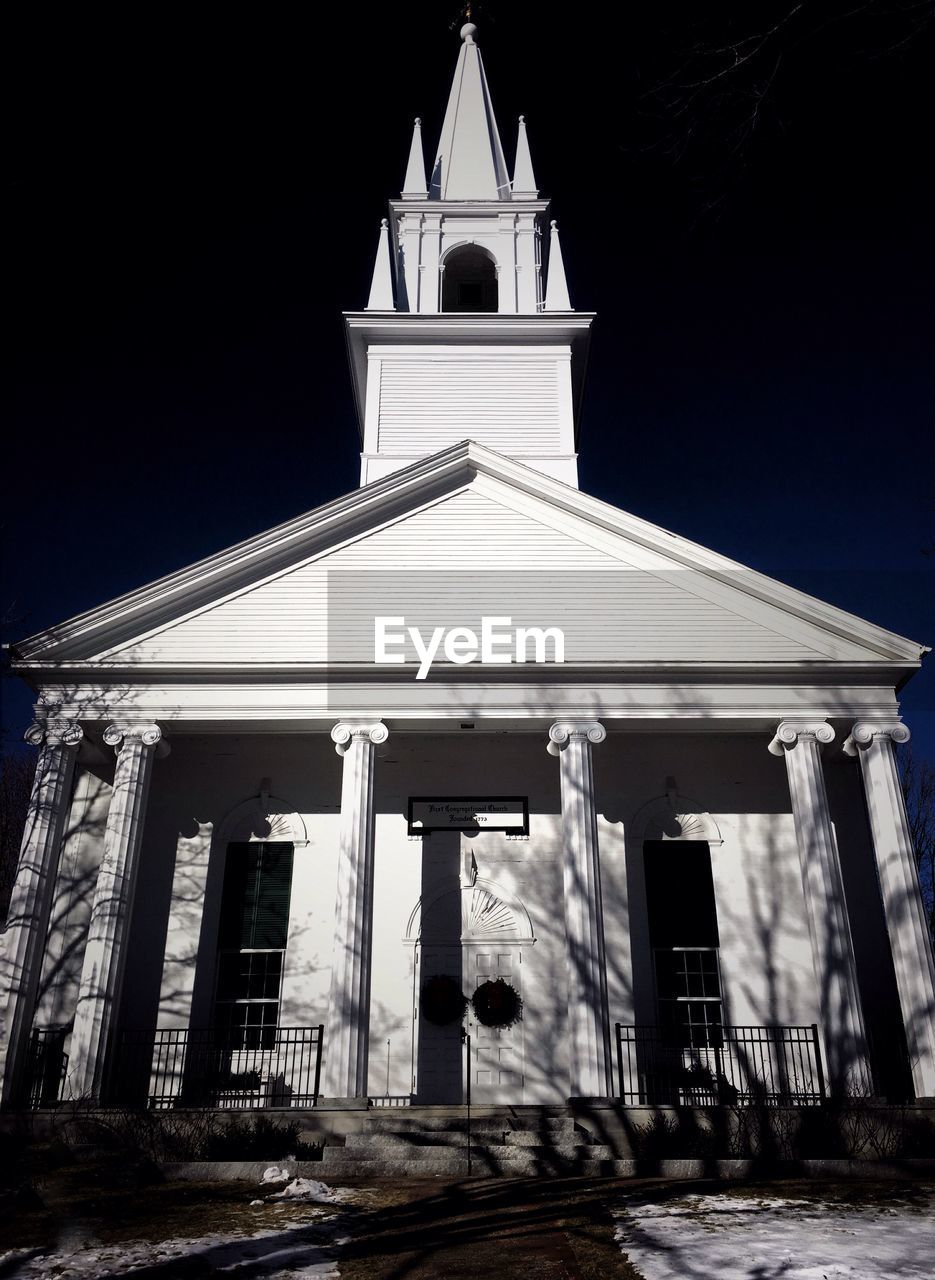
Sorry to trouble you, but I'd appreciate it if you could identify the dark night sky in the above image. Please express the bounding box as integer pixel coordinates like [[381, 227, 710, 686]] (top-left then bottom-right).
[[4, 2, 934, 756]]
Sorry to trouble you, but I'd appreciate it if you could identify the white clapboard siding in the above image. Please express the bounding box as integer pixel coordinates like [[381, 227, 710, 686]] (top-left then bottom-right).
[[110, 490, 843, 664], [377, 357, 561, 454]]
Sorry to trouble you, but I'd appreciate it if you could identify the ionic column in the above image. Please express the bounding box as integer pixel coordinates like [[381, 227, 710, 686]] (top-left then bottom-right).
[[844, 721, 935, 1099], [0, 720, 83, 1106], [324, 721, 388, 1100], [769, 720, 873, 1096], [69, 724, 164, 1099], [548, 720, 613, 1099]]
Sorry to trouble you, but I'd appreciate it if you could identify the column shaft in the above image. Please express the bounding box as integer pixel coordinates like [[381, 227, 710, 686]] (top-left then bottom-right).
[[324, 722, 386, 1099], [770, 721, 873, 1096], [847, 722, 935, 1099], [69, 725, 162, 1099], [0, 722, 82, 1106], [549, 721, 612, 1098]]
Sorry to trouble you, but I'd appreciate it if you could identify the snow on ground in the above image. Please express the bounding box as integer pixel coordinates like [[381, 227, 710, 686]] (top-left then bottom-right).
[[614, 1188, 935, 1280], [0, 1180, 358, 1278], [0, 1222, 343, 1278]]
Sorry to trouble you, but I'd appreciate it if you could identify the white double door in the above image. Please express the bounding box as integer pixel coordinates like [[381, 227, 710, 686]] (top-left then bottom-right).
[[414, 939, 525, 1104]]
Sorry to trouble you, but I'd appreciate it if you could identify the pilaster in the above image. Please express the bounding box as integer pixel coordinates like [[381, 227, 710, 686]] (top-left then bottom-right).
[[768, 720, 873, 1096], [548, 719, 613, 1099], [0, 720, 82, 1106], [69, 723, 165, 1099], [844, 721, 935, 1099], [324, 721, 388, 1099]]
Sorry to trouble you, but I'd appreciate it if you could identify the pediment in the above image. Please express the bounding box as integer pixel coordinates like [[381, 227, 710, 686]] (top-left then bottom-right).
[[14, 443, 923, 673]]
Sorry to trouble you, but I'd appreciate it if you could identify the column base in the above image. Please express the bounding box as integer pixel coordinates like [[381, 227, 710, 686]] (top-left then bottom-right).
[[316, 1096, 371, 1111]]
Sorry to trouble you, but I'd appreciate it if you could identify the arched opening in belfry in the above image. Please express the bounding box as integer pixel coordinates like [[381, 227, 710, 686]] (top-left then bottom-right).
[[441, 244, 498, 312]]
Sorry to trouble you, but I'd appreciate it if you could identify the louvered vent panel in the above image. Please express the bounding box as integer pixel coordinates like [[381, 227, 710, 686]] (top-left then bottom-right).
[[377, 357, 561, 453]]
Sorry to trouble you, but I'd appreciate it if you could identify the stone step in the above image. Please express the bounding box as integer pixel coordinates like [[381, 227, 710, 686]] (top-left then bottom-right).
[[341, 1126, 581, 1148], [320, 1145, 614, 1172], [345, 1118, 579, 1137], [334, 1137, 613, 1160], [318, 1152, 632, 1178]]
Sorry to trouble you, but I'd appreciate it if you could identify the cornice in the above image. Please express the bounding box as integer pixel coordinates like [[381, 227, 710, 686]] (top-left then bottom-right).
[[388, 199, 551, 216], [10, 659, 923, 682]]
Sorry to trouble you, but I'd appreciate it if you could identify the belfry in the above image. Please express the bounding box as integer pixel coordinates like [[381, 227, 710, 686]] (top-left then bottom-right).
[[2, 23, 934, 1161], [349, 20, 591, 488]]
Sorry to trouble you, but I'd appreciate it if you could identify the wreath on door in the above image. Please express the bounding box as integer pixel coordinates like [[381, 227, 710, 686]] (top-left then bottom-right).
[[420, 975, 468, 1026], [471, 978, 523, 1028]]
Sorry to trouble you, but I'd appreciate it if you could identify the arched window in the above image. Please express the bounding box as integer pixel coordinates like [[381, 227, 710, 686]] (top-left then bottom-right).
[[441, 245, 498, 312]]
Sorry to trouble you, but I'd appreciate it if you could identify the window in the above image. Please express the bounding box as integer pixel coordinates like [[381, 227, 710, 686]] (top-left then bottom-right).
[[214, 842, 294, 1048], [441, 245, 498, 312], [643, 840, 723, 1047]]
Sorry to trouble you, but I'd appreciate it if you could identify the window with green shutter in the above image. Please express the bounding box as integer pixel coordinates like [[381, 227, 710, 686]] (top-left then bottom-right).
[[214, 842, 294, 1048]]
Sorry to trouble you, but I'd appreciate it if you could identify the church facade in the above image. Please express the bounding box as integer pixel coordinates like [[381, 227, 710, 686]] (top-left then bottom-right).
[[3, 23, 935, 1115]]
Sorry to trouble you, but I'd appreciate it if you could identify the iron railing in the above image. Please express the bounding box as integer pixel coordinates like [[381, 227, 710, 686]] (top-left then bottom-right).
[[24, 1027, 69, 1107], [615, 1023, 825, 1106], [112, 1026, 324, 1109]]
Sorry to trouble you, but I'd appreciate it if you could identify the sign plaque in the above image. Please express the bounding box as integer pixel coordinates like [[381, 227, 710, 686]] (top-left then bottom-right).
[[408, 796, 528, 835]]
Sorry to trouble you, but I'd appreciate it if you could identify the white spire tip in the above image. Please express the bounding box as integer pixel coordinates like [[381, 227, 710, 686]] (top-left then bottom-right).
[[519, 114, 526, 125], [414, 117, 421, 127], [380, 217, 388, 228], [460, 22, 477, 43], [550, 219, 558, 229]]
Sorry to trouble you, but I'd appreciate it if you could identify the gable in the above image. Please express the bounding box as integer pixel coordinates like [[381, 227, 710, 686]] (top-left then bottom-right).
[[91, 485, 885, 668]]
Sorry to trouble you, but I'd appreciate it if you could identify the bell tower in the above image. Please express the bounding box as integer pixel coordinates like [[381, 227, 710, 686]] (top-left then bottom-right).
[[345, 22, 594, 487]]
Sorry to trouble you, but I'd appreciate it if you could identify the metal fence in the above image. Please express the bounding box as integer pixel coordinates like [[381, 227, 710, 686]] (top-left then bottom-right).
[[615, 1023, 825, 1106], [112, 1026, 324, 1109], [24, 1027, 69, 1107]]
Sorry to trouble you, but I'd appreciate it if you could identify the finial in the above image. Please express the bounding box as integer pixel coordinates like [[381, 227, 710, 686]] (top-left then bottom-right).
[[461, 22, 477, 43], [380, 217, 388, 228], [519, 114, 525, 124], [414, 117, 421, 127], [550, 219, 558, 229]]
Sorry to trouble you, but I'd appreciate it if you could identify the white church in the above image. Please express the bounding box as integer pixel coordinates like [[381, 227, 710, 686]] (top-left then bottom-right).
[[3, 23, 935, 1125]]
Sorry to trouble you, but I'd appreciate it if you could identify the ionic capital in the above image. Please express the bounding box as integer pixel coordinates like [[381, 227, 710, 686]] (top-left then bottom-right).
[[103, 723, 167, 756], [768, 719, 835, 757], [843, 720, 911, 757], [331, 721, 389, 757], [547, 720, 606, 757], [24, 720, 84, 750]]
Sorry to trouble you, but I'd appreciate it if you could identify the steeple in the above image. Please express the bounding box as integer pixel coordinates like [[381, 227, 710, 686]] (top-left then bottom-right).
[[430, 23, 511, 201], [344, 23, 594, 490]]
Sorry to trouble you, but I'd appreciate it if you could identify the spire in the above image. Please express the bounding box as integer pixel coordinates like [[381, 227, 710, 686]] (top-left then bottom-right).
[[544, 220, 571, 310], [401, 117, 427, 199], [511, 115, 538, 197], [430, 23, 511, 201], [366, 219, 395, 311]]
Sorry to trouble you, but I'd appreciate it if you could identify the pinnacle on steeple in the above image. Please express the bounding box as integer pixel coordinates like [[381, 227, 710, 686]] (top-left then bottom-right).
[[544, 220, 572, 310], [511, 115, 538, 198], [430, 23, 511, 201], [366, 219, 395, 310], [402, 117, 427, 199]]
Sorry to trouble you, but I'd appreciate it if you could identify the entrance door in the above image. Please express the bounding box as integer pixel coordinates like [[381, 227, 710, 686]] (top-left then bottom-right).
[[466, 946, 524, 1103]]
